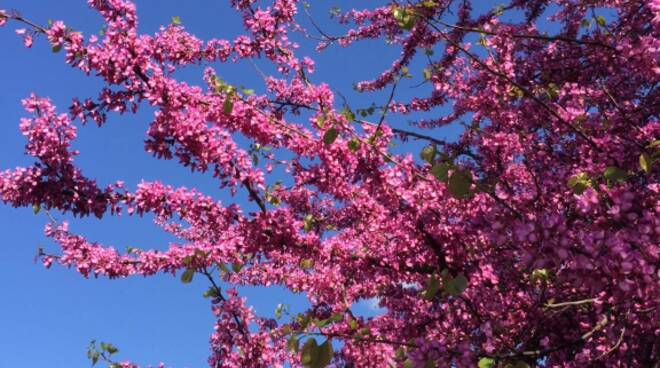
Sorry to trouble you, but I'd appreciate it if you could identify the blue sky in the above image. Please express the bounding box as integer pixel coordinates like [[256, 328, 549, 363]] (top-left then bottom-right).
[[0, 1, 574, 366]]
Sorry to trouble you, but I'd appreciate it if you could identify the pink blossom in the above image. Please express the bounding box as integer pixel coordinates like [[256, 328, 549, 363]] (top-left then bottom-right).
[[0, 10, 7, 27], [0, 0, 658, 367]]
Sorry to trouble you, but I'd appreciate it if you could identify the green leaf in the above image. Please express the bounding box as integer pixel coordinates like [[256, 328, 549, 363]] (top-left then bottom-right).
[[241, 87, 254, 95], [423, 275, 441, 300], [275, 303, 288, 319], [105, 344, 118, 355], [171, 16, 181, 26], [287, 335, 299, 352], [430, 162, 450, 182], [316, 114, 326, 128], [265, 191, 281, 206], [595, 15, 606, 26], [448, 170, 472, 199], [315, 339, 333, 368], [423, 68, 432, 81], [392, 7, 404, 21], [392, 7, 417, 30], [445, 273, 468, 296], [32, 203, 41, 215], [328, 6, 341, 18], [546, 83, 559, 100], [52, 44, 62, 53], [508, 86, 524, 99], [420, 145, 436, 164], [493, 5, 505, 17], [87, 341, 97, 360], [347, 139, 360, 152], [223, 94, 234, 115], [478, 357, 496, 368], [640, 153, 651, 174], [91, 352, 100, 366], [341, 107, 355, 122], [212, 76, 224, 94], [603, 166, 627, 183], [570, 182, 589, 194], [301, 338, 319, 366], [403, 360, 414, 368], [323, 128, 339, 145], [647, 140, 660, 149], [298, 314, 312, 329], [300, 258, 314, 270], [315, 314, 341, 328], [477, 35, 487, 47], [180, 268, 195, 284], [316, 318, 331, 328], [531, 268, 549, 284], [203, 287, 219, 298], [231, 263, 242, 273], [567, 173, 591, 194], [303, 214, 314, 232]]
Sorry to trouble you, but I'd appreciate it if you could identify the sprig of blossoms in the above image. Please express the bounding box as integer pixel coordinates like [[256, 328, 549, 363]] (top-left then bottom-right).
[[0, 0, 658, 367]]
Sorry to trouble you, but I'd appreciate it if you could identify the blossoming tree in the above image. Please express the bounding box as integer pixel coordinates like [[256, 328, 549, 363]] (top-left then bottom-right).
[[0, 0, 658, 367]]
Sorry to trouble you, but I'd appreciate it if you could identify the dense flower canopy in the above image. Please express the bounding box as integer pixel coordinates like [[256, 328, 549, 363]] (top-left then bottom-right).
[[0, 0, 658, 367]]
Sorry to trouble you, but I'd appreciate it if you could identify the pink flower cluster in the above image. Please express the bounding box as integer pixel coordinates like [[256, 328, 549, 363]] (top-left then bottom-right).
[[0, 0, 658, 367]]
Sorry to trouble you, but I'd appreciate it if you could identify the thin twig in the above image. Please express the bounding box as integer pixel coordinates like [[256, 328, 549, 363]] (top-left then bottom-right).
[[597, 327, 625, 360], [545, 298, 598, 309], [201, 268, 248, 336], [493, 314, 610, 359], [422, 18, 603, 153], [433, 19, 615, 50]]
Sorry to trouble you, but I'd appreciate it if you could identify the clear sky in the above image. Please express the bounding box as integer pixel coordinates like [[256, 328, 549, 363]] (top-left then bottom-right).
[[0, 1, 537, 366]]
